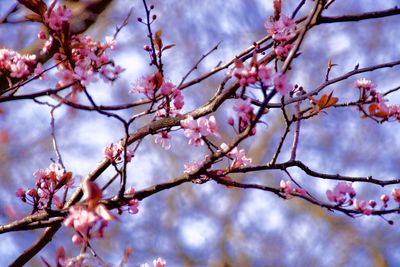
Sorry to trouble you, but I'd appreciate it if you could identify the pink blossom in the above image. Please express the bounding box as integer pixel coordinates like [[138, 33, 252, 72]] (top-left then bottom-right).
[[265, 15, 296, 42], [105, 36, 117, 50], [45, 5, 72, 31], [103, 141, 134, 162], [132, 73, 162, 98], [184, 159, 205, 174], [220, 143, 252, 169], [33, 63, 47, 80], [37, 31, 47, 40], [274, 74, 292, 96], [161, 82, 174, 96], [258, 65, 273, 85], [41, 36, 53, 55], [233, 98, 253, 123], [64, 206, 100, 233], [10, 61, 29, 78], [353, 199, 372, 215], [280, 180, 306, 198], [274, 44, 292, 59], [153, 258, 166, 267], [181, 116, 220, 146], [355, 78, 375, 91], [73, 66, 97, 86], [326, 182, 356, 205], [15, 188, 26, 198], [173, 89, 185, 110], [128, 199, 139, 214], [56, 68, 75, 87], [155, 131, 172, 150], [391, 188, 400, 204]]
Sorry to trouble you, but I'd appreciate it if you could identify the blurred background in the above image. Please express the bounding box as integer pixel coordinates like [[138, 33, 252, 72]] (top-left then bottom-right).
[[0, 0, 400, 266]]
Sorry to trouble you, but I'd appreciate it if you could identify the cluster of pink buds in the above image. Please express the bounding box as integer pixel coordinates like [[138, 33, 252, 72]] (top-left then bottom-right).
[[44, 4, 72, 31], [220, 143, 252, 169], [16, 163, 72, 212], [180, 115, 220, 147], [64, 181, 115, 245], [140, 258, 166, 267], [265, 15, 296, 60], [354, 78, 400, 121], [229, 53, 292, 96], [326, 182, 356, 205], [280, 180, 306, 198], [103, 141, 134, 163], [0, 48, 37, 79]]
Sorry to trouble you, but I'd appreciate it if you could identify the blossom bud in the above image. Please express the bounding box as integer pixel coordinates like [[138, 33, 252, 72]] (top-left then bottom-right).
[[381, 194, 389, 203], [137, 17, 142, 22], [152, 14, 157, 20], [227, 117, 234, 126], [368, 200, 376, 208]]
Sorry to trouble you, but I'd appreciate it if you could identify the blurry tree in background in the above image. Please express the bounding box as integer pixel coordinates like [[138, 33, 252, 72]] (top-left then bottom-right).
[[1, 0, 400, 266]]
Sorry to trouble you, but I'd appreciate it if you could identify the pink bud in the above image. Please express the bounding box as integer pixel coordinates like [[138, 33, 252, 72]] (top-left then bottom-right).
[[227, 117, 234, 126], [368, 200, 376, 208], [381, 194, 390, 203]]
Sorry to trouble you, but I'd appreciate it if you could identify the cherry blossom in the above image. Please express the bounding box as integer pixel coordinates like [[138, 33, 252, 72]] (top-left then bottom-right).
[[265, 15, 296, 42], [103, 141, 134, 162], [391, 188, 400, 204], [220, 143, 252, 169], [233, 98, 254, 123], [280, 180, 306, 198], [274, 74, 292, 96], [155, 131, 172, 150], [153, 258, 166, 267], [355, 78, 376, 91], [180, 115, 220, 146], [44, 5, 72, 31], [353, 199, 372, 215], [326, 182, 356, 205], [184, 158, 205, 174]]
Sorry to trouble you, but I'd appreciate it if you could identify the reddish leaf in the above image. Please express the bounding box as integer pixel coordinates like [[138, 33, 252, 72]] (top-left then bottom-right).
[[154, 30, 163, 51], [317, 91, 339, 110], [162, 43, 175, 52]]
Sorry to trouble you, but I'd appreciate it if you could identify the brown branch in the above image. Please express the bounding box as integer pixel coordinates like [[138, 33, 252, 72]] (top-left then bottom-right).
[[318, 7, 400, 23]]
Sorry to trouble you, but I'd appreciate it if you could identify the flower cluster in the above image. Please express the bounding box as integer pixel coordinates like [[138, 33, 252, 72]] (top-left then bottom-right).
[[103, 141, 134, 163], [155, 131, 172, 150], [229, 55, 292, 96], [44, 4, 72, 31], [280, 180, 306, 198], [326, 182, 356, 205], [16, 163, 72, 212], [41, 4, 125, 90], [181, 115, 220, 146], [125, 187, 140, 214], [64, 181, 115, 245], [354, 78, 400, 121], [265, 15, 296, 60], [140, 258, 166, 267], [0, 48, 37, 79], [220, 143, 252, 169]]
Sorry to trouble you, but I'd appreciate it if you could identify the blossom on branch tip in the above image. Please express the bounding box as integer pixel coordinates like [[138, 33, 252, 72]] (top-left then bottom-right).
[[155, 131, 172, 150], [274, 74, 292, 96], [103, 141, 134, 163], [44, 5, 72, 31], [326, 182, 356, 205], [181, 116, 220, 146], [353, 199, 372, 215], [280, 180, 306, 198], [233, 98, 254, 123], [265, 15, 296, 42], [355, 78, 375, 91], [391, 188, 400, 204]]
